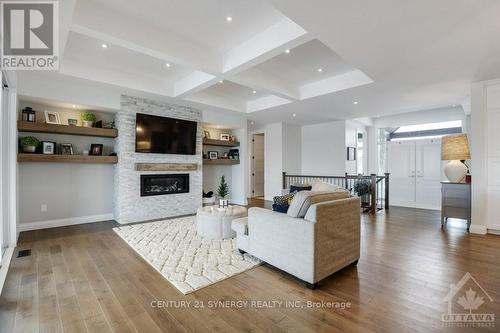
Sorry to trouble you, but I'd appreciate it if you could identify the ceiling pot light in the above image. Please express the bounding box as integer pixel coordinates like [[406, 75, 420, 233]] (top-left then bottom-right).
[[292, 113, 296, 118], [317, 68, 323, 72], [226, 16, 233, 22], [101, 43, 108, 49], [285, 49, 290, 54], [353, 101, 359, 105], [218, 80, 224, 83], [72, 105, 76, 108], [165, 63, 171, 68], [252, 90, 257, 94]]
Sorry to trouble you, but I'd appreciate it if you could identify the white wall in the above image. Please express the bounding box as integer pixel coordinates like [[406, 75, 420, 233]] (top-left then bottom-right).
[[283, 123, 301, 174], [470, 79, 500, 234], [374, 106, 467, 129], [301, 121, 346, 176]]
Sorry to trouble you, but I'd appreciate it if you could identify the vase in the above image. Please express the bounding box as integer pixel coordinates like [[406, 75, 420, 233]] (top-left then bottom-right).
[[219, 199, 228, 208], [82, 120, 93, 127], [23, 146, 36, 153]]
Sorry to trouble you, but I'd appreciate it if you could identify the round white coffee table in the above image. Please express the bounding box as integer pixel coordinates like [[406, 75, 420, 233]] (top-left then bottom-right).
[[196, 205, 247, 240]]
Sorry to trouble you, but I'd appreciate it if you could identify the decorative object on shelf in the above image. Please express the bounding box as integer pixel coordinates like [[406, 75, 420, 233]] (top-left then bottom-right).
[[20, 136, 40, 153], [44, 111, 61, 124], [81, 112, 96, 128], [347, 147, 356, 161], [89, 143, 103, 156], [203, 130, 210, 139], [208, 151, 218, 159], [217, 175, 229, 208], [102, 121, 115, 129], [83, 150, 89, 156], [222, 152, 229, 159], [202, 191, 215, 204], [41, 141, 56, 155], [354, 179, 371, 207], [220, 133, 230, 141], [228, 148, 239, 160], [441, 134, 470, 182], [230, 135, 236, 142], [22, 107, 36, 122], [68, 118, 78, 126], [94, 120, 103, 128], [61, 143, 73, 155]]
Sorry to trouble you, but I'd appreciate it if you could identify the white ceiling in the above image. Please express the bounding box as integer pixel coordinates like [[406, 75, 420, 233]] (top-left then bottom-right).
[[16, 0, 500, 125]]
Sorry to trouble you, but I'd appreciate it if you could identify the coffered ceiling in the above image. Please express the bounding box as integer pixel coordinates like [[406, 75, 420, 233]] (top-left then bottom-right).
[[17, 0, 500, 124]]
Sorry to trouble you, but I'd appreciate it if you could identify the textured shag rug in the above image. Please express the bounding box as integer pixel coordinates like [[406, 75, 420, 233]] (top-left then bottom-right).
[[113, 216, 261, 294]]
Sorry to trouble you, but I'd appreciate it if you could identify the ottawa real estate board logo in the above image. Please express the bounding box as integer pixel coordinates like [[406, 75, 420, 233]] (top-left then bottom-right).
[[442, 272, 495, 328], [1, 1, 59, 70]]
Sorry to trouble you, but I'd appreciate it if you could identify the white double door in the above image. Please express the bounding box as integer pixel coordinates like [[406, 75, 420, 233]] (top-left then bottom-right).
[[387, 138, 443, 210]]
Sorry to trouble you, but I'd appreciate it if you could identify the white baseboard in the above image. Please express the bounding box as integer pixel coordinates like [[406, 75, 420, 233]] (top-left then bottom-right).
[[487, 224, 500, 235], [0, 246, 15, 295], [18, 213, 114, 232], [469, 224, 487, 235]]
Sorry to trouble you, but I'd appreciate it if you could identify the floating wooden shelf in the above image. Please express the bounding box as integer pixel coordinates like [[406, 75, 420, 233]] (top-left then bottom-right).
[[203, 159, 240, 165], [135, 163, 198, 171], [202, 138, 239, 147], [18, 153, 118, 164], [18, 121, 118, 138]]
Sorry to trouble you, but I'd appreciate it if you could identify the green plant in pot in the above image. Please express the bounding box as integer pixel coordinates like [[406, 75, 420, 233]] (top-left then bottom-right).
[[81, 112, 97, 127], [20, 136, 40, 153], [217, 175, 230, 208], [353, 180, 371, 207]]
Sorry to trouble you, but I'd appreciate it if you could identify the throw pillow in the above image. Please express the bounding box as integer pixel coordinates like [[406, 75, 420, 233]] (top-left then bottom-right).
[[287, 190, 350, 218], [311, 180, 343, 192], [273, 191, 297, 205], [272, 204, 290, 213], [290, 184, 312, 193]]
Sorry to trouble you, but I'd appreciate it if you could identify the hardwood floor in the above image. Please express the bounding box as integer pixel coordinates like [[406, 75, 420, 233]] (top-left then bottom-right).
[[1, 206, 499, 333]]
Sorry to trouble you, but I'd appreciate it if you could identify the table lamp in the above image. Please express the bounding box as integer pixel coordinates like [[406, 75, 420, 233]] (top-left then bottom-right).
[[441, 134, 470, 182]]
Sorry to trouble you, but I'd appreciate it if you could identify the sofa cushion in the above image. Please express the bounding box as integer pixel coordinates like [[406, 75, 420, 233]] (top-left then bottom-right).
[[311, 180, 345, 192], [287, 191, 350, 218]]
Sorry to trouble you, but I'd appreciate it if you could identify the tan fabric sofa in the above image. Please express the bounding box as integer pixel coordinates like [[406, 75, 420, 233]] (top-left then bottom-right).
[[232, 196, 360, 288]]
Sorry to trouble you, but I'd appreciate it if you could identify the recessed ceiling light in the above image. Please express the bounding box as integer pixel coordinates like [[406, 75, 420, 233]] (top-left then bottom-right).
[[226, 16, 233, 22], [353, 101, 359, 105], [165, 63, 171, 68], [252, 90, 257, 94], [317, 68, 323, 72], [285, 49, 290, 54], [101, 43, 108, 49], [72, 105, 76, 108], [218, 80, 224, 83], [292, 113, 296, 117], [250, 121, 255, 125]]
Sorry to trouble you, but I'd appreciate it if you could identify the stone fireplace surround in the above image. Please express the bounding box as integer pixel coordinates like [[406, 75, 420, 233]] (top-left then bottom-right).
[[114, 95, 202, 224]]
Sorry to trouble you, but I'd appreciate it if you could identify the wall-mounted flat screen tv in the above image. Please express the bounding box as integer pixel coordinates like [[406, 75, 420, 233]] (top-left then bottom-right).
[[135, 113, 197, 155]]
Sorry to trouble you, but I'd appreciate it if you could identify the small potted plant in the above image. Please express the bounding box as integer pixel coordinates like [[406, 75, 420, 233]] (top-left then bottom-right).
[[217, 175, 230, 208], [354, 179, 371, 208], [81, 112, 97, 127], [20, 136, 40, 153]]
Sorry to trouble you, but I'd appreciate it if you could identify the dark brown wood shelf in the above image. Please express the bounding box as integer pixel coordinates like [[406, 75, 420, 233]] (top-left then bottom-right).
[[18, 153, 118, 164], [203, 159, 240, 165], [18, 121, 118, 138], [202, 138, 239, 147], [135, 163, 198, 171]]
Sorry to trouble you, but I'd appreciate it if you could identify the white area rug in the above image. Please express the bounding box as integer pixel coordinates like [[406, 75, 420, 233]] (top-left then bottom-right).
[[113, 216, 261, 294]]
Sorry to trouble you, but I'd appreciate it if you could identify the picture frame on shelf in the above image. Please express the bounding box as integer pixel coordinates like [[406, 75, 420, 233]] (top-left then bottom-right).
[[220, 133, 230, 141], [204, 130, 210, 139], [208, 151, 218, 160], [41, 141, 56, 155], [89, 144, 103, 156], [44, 111, 61, 124], [61, 143, 73, 155]]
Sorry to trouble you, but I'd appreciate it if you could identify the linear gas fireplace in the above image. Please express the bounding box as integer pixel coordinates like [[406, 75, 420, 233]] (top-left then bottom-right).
[[140, 174, 189, 197]]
